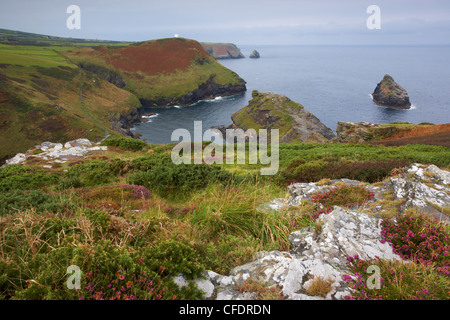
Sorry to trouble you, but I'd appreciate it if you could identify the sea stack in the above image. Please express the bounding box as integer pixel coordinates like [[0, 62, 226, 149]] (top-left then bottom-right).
[[372, 74, 411, 109], [249, 50, 260, 59]]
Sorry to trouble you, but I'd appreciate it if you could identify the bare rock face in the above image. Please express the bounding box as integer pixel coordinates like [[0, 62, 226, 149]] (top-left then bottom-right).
[[372, 74, 411, 109]]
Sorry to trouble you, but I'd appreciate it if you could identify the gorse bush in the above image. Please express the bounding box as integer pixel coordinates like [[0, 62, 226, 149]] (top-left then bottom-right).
[[0, 164, 60, 191], [129, 163, 233, 197], [65, 159, 127, 187], [0, 190, 73, 216], [101, 137, 147, 151]]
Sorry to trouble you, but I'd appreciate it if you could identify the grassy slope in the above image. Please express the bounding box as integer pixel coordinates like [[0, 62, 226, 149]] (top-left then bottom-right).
[[0, 43, 139, 162], [0, 32, 245, 162], [62, 38, 244, 103]]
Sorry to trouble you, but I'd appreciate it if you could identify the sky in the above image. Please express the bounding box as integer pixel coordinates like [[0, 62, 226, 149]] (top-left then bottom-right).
[[1, 0, 450, 45]]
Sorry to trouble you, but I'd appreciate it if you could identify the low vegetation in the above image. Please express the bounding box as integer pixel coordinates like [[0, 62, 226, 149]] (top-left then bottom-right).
[[0, 139, 448, 300]]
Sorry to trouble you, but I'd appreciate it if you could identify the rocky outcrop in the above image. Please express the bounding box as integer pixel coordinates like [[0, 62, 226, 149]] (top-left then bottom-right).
[[176, 207, 401, 300], [219, 90, 335, 143], [372, 74, 411, 109], [3, 139, 107, 168], [201, 43, 245, 59], [249, 50, 260, 59], [383, 163, 450, 223], [174, 163, 449, 300], [266, 178, 385, 211]]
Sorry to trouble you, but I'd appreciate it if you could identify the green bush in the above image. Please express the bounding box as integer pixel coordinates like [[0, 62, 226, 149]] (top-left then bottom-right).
[[101, 137, 147, 151], [0, 190, 73, 216], [128, 163, 233, 197], [0, 165, 60, 192], [130, 154, 172, 171], [65, 159, 127, 187]]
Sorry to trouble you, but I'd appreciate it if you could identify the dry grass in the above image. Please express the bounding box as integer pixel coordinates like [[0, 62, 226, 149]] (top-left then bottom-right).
[[304, 276, 334, 298], [236, 276, 285, 300]]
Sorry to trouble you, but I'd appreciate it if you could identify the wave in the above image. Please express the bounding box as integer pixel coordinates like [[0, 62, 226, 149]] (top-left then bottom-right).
[[142, 113, 159, 119], [410, 104, 417, 110]]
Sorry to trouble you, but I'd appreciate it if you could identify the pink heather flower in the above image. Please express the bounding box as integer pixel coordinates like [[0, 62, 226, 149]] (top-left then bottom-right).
[[342, 275, 353, 282]]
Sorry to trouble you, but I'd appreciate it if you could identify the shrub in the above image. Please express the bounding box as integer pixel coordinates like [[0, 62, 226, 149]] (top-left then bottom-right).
[[279, 160, 410, 185], [380, 212, 450, 274], [343, 255, 449, 300], [130, 154, 173, 171], [0, 190, 73, 216], [142, 240, 205, 279], [128, 163, 233, 197], [101, 137, 147, 151], [0, 165, 60, 191], [65, 159, 127, 187]]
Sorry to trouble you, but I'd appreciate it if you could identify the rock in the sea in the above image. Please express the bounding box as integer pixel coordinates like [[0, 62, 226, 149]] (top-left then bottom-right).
[[372, 74, 411, 109], [227, 90, 335, 143], [249, 50, 260, 59]]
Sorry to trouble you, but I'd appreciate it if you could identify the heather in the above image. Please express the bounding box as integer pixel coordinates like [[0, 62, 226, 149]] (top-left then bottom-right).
[[343, 211, 450, 300], [380, 212, 450, 274], [0, 141, 448, 300], [343, 255, 449, 300]]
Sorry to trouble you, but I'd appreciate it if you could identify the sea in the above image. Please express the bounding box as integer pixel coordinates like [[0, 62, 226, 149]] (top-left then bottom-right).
[[132, 45, 450, 144]]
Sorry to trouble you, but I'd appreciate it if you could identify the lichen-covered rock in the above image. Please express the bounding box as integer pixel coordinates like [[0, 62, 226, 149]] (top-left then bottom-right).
[[384, 163, 450, 222], [178, 207, 401, 300], [3, 138, 107, 167], [372, 74, 411, 109]]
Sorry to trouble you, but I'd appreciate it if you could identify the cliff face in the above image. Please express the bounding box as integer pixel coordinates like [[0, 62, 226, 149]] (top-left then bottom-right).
[[228, 90, 335, 143], [372, 74, 411, 109], [200, 42, 245, 59]]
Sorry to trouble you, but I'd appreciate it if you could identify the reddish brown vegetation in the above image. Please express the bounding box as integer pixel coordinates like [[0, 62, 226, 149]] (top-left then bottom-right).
[[101, 39, 210, 76], [371, 124, 450, 147]]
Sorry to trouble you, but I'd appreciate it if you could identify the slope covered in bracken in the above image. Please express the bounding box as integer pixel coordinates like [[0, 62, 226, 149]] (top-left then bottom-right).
[[371, 123, 450, 147]]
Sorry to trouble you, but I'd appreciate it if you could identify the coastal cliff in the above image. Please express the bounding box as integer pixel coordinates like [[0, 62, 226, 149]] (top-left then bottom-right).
[[201, 42, 245, 59]]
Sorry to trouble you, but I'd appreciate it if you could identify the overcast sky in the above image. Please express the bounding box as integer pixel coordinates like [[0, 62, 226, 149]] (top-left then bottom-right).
[[1, 0, 449, 45]]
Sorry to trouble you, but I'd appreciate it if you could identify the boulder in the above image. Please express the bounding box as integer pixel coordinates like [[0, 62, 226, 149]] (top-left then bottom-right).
[[372, 74, 411, 109]]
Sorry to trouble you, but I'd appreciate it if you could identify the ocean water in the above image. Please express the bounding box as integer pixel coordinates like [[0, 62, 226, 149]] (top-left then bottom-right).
[[133, 45, 450, 144]]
